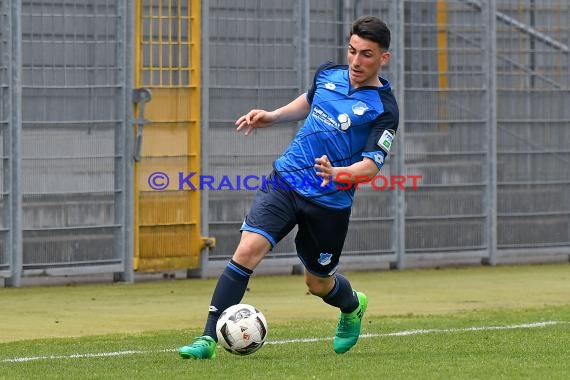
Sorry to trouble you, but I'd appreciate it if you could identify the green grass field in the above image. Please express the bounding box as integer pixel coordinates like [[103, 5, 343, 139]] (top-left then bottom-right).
[[1, 263, 569, 379]]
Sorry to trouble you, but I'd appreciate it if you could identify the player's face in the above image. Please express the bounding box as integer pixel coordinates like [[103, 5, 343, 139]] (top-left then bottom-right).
[[347, 34, 390, 88]]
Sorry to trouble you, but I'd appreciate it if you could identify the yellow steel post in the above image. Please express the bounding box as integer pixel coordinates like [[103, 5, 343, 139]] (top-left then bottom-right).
[[437, 0, 450, 131], [133, 0, 213, 272], [133, 0, 142, 270]]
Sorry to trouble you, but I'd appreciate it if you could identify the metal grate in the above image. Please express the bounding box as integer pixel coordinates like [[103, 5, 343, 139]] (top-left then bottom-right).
[[495, 0, 570, 249], [139, 0, 195, 87], [0, 0, 10, 271], [19, 0, 128, 272]]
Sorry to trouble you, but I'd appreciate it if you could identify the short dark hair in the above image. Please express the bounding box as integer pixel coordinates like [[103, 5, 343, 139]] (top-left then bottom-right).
[[350, 16, 391, 50]]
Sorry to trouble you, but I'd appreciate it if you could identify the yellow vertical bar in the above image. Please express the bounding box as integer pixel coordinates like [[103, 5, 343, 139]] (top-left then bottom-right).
[[133, 0, 142, 269], [191, 1, 200, 88], [189, 0, 201, 251], [168, 0, 173, 87], [149, 0, 154, 85], [188, 4, 192, 87], [134, 1, 142, 87], [158, 0, 163, 86], [436, 0, 449, 89], [133, 0, 207, 271], [436, 0, 449, 131], [177, 0, 182, 85]]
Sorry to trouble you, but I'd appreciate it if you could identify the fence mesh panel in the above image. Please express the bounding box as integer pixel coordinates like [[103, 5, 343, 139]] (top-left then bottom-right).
[[1, 1, 569, 283], [0, 0, 10, 271], [495, 0, 570, 249], [205, 0, 569, 263], [20, 0, 126, 270]]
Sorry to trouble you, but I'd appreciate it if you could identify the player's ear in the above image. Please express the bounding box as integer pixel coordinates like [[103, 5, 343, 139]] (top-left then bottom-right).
[[379, 50, 391, 66]]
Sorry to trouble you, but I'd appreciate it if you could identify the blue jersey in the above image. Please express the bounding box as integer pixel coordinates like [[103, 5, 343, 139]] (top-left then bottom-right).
[[273, 63, 399, 209]]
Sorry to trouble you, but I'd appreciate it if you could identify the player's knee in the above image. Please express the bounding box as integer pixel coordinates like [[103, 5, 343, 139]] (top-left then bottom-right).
[[233, 235, 270, 269], [305, 278, 330, 297]]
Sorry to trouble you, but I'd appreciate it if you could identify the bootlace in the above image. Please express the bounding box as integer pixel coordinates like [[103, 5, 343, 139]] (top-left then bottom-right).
[[191, 337, 211, 347]]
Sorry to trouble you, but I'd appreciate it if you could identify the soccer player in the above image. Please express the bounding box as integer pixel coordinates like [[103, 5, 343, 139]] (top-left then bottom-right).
[[179, 15, 399, 359]]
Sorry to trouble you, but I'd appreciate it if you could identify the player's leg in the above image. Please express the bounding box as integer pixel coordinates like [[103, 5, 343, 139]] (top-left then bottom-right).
[[303, 270, 367, 354], [304, 270, 357, 310], [178, 232, 270, 360], [179, 173, 297, 359], [295, 198, 367, 354], [201, 231, 270, 340]]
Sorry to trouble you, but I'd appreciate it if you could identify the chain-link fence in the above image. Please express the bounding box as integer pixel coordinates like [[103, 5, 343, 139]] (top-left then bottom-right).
[[205, 0, 570, 270], [1, 1, 568, 286], [2, 0, 133, 286], [495, 1, 570, 254], [0, 0, 12, 278]]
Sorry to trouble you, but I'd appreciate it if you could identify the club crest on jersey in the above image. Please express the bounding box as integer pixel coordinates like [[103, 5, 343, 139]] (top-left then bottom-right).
[[318, 252, 333, 266], [337, 113, 351, 130], [352, 101, 369, 116]]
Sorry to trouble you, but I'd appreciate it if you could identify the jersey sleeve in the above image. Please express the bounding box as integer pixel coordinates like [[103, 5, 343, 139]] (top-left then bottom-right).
[[306, 62, 337, 104], [361, 111, 399, 170]]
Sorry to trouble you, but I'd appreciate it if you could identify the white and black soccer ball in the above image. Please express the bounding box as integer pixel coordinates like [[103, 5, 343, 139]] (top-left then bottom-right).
[[216, 304, 268, 355]]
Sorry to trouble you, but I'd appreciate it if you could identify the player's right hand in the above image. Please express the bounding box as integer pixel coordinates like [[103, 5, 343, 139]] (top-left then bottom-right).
[[235, 109, 277, 135]]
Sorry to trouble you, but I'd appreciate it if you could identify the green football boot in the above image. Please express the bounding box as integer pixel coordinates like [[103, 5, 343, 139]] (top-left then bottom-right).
[[178, 336, 217, 359], [333, 291, 368, 354]]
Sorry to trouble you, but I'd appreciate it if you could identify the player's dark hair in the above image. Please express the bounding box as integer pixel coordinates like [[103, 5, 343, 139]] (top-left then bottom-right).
[[350, 16, 391, 50]]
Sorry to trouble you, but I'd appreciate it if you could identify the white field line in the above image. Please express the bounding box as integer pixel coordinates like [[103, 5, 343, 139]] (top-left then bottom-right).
[[1, 320, 566, 363]]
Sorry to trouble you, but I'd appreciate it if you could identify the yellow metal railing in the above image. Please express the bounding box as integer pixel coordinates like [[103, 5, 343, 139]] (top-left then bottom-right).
[[436, 0, 450, 131], [133, 0, 210, 271]]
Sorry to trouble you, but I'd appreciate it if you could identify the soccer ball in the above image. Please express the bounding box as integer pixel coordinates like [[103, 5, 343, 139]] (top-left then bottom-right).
[[216, 303, 268, 355]]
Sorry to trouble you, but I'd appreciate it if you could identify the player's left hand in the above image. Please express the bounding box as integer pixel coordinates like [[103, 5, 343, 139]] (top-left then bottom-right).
[[315, 155, 333, 187]]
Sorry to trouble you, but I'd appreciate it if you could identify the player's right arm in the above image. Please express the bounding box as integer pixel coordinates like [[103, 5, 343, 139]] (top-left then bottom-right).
[[235, 93, 310, 136]]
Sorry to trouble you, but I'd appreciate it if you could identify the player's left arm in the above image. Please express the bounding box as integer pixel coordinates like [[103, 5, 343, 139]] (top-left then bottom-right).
[[315, 111, 398, 187], [315, 156, 379, 187]]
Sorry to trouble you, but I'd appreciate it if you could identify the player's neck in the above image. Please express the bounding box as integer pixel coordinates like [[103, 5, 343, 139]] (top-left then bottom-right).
[[350, 77, 382, 89]]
